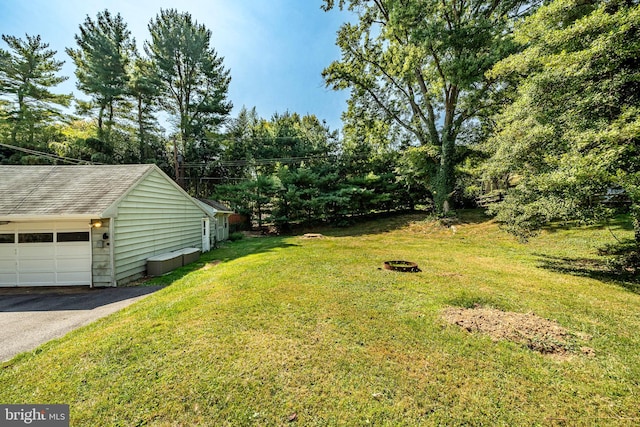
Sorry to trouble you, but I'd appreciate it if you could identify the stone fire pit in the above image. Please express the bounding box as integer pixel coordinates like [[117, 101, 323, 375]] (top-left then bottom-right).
[[383, 260, 421, 272]]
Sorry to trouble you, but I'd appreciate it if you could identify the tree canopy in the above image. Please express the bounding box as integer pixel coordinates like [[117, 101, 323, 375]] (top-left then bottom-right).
[[322, 0, 539, 213], [145, 9, 232, 153], [1, 0, 638, 260], [0, 34, 70, 157], [485, 0, 640, 248], [67, 10, 135, 144]]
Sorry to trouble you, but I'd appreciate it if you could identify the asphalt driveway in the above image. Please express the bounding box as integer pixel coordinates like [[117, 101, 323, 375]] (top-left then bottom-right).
[[0, 286, 163, 362]]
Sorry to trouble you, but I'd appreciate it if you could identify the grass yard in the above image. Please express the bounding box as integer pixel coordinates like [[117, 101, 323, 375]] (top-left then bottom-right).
[[1, 210, 639, 425]]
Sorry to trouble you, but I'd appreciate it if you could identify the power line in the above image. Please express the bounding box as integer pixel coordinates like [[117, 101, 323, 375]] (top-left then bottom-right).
[[181, 153, 351, 169], [0, 142, 101, 165]]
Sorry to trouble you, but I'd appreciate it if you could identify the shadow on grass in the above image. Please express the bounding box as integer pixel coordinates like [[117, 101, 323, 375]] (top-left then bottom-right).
[[536, 253, 640, 294], [540, 214, 633, 234], [316, 209, 492, 238], [144, 236, 298, 286]]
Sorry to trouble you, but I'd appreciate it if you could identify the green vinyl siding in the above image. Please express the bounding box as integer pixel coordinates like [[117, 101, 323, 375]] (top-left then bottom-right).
[[112, 169, 204, 284]]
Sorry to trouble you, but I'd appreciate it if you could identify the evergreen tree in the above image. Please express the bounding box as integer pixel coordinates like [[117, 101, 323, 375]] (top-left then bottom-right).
[[130, 56, 163, 162], [0, 34, 71, 158], [67, 10, 135, 145], [145, 8, 232, 185]]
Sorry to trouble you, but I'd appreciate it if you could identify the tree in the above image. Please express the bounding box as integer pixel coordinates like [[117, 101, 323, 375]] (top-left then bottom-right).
[[129, 56, 163, 162], [322, 0, 538, 213], [67, 10, 135, 144], [0, 34, 71, 151], [221, 106, 261, 180], [145, 8, 232, 176], [485, 0, 640, 250]]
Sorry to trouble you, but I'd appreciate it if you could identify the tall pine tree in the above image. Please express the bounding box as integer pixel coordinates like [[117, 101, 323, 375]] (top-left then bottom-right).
[[0, 34, 71, 157], [145, 8, 232, 188], [67, 10, 135, 146]]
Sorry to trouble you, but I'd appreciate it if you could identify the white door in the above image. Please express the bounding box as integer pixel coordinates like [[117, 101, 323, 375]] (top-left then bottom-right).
[[202, 218, 211, 252], [0, 223, 92, 287]]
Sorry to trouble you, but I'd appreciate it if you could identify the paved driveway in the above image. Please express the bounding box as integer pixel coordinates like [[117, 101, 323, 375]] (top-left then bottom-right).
[[0, 286, 163, 362]]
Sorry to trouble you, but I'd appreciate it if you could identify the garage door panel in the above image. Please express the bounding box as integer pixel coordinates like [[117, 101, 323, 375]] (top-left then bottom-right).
[[57, 272, 91, 284], [0, 273, 18, 286], [19, 272, 57, 286], [56, 258, 91, 271], [19, 258, 56, 271], [0, 245, 16, 255], [57, 245, 90, 257], [18, 245, 55, 255], [0, 259, 15, 269]]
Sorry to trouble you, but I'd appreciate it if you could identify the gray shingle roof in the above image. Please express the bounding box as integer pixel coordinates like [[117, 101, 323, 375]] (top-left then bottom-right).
[[0, 164, 156, 217], [197, 198, 233, 213]]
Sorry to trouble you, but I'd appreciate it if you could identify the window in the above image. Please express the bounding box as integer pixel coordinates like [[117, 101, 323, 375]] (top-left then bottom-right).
[[0, 234, 15, 244], [19, 233, 54, 243], [57, 232, 90, 242]]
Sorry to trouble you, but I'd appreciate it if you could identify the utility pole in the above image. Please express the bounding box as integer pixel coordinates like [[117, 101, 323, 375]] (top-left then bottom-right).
[[173, 138, 185, 189], [173, 137, 179, 182]]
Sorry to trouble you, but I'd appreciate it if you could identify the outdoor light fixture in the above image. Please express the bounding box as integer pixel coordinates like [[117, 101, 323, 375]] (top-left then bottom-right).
[[91, 220, 102, 228]]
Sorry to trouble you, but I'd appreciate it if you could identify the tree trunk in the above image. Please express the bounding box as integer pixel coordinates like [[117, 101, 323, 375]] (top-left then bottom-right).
[[97, 106, 104, 138], [106, 101, 114, 144], [432, 87, 459, 215], [632, 204, 640, 248], [434, 133, 456, 215], [11, 94, 25, 145], [137, 97, 145, 162]]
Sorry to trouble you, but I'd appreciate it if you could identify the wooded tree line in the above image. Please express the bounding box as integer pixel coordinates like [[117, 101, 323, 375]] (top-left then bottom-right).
[[0, 9, 230, 171], [213, 107, 431, 230], [1, 1, 638, 251], [323, 0, 639, 254]]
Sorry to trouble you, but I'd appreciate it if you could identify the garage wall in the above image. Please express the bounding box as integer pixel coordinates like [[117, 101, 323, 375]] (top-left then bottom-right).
[[91, 218, 112, 287], [113, 169, 205, 284]]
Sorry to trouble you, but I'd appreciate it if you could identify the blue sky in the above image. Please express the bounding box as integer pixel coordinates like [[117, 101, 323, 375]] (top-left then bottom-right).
[[0, 0, 350, 132]]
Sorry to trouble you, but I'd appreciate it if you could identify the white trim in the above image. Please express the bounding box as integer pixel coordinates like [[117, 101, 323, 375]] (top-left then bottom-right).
[[109, 217, 116, 287]]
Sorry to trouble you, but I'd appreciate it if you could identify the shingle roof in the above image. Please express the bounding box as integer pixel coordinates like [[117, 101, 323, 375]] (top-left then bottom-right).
[[0, 164, 156, 217], [197, 198, 233, 213]]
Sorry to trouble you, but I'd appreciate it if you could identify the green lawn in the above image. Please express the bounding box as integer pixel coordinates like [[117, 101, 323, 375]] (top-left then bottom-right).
[[2, 211, 639, 426]]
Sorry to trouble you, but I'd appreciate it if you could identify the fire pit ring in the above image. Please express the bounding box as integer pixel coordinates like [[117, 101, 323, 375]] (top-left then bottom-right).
[[383, 260, 421, 273]]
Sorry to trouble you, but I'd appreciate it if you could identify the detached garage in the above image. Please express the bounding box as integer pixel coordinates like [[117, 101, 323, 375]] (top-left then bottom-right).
[[0, 164, 216, 287]]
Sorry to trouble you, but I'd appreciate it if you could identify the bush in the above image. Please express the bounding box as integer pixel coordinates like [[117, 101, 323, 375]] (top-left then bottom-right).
[[228, 232, 245, 242]]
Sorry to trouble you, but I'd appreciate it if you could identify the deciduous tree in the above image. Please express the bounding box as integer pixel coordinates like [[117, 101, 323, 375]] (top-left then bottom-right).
[[485, 0, 640, 250], [322, 0, 538, 213]]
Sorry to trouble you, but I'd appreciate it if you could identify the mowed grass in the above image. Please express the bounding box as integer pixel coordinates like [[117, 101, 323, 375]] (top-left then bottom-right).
[[2, 211, 639, 426]]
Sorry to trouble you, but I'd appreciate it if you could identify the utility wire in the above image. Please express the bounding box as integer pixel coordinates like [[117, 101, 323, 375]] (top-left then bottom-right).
[[0, 142, 101, 165], [182, 155, 333, 168]]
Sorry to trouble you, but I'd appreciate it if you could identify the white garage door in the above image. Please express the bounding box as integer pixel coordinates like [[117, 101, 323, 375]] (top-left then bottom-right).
[[0, 223, 91, 287]]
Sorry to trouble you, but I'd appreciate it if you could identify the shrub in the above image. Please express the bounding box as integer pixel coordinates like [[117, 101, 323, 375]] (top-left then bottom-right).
[[228, 232, 245, 242]]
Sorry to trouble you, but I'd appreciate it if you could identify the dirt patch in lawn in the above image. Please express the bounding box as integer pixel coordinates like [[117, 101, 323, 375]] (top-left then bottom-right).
[[442, 306, 594, 357], [202, 260, 222, 270], [301, 233, 325, 239]]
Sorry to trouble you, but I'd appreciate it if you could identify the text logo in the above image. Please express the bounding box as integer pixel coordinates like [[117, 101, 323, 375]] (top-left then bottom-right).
[[0, 405, 68, 427]]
